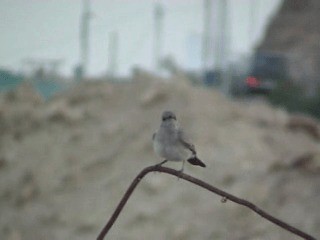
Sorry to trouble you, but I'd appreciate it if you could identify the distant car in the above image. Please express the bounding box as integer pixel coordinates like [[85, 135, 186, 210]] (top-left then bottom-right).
[[245, 52, 288, 94], [203, 70, 221, 87]]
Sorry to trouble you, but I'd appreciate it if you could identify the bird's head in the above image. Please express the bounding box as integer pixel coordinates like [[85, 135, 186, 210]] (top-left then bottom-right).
[[161, 111, 177, 122]]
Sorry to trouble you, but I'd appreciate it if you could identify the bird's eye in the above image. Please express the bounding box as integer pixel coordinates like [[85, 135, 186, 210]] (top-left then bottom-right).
[[162, 115, 176, 121]]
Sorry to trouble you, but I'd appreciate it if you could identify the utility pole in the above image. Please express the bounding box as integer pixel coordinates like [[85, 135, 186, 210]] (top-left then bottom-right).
[[79, 0, 91, 79], [107, 31, 119, 78], [249, 0, 258, 48], [202, 0, 212, 76], [215, 0, 230, 95], [153, 2, 164, 72]]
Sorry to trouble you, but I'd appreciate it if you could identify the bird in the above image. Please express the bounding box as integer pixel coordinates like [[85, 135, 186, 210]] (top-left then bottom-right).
[[152, 110, 206, 172]]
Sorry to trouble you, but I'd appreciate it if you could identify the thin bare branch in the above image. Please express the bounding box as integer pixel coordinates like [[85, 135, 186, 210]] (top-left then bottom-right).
[[97, 165, 316, 240]]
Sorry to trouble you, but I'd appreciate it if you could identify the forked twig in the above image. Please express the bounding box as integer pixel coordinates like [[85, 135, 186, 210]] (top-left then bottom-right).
[[97, 165, 316, 240]]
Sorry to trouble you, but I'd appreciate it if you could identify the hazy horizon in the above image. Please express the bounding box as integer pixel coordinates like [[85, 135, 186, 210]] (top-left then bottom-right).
[[0, 0, 282, 77]]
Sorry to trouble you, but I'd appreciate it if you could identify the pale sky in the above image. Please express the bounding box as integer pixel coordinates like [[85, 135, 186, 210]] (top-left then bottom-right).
[[0, 0, 282, 77]]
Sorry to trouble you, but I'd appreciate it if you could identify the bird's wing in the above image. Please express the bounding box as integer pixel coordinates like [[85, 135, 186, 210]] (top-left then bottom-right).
[[177, 128, 196, 155]]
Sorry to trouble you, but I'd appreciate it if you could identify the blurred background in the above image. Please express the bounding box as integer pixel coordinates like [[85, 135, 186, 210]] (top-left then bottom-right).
[[0, 0, 319, 239]]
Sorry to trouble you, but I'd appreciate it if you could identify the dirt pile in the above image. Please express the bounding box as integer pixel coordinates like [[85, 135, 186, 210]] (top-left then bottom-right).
[[0, 77, 319, 239]]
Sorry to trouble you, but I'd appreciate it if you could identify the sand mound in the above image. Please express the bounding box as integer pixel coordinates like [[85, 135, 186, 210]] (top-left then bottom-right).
[[0, 78, 319, 240]]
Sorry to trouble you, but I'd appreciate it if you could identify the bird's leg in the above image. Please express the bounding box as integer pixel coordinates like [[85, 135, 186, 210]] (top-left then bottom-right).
[[180, 159, 185, 173], [155, 159, 168, 168], [177, 160, 185, 180]]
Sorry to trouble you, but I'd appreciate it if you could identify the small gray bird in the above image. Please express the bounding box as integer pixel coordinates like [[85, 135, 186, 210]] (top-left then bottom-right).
[[153, 111, 206, 172]]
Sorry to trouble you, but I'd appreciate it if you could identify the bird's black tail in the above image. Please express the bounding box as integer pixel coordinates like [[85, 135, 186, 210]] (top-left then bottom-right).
[[187, 156, 206, 168]]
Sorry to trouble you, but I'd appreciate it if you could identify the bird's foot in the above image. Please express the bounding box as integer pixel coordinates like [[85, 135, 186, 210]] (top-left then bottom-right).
[[176, 168, 184, 180], [154, 159, 168, 168]]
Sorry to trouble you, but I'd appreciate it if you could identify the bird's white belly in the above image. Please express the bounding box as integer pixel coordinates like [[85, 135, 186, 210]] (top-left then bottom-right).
[[153, 140, 189, 162]]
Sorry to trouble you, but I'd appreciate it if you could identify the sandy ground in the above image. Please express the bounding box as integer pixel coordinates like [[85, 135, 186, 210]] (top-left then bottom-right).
[[0, 75, 319, 240]]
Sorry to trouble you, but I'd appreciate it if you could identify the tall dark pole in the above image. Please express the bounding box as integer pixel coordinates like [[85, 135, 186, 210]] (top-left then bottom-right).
[[107, 31, 119, 78], [215, 0, 230, 95], [249, 0, 258, 46], [153, 3, 164, 72], [80, 0, 91, 78], [202, 0, 212, 77]]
